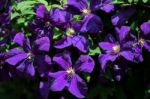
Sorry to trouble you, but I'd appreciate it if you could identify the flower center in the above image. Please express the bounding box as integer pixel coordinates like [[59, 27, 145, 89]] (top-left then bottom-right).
[[1, 28, 9, 37], [66, 28, 75, 36], [27, 52, 34, 60], [45, 21, 51, 27], [82, 9, 91, 15], [112, 45, 121, 53], [138, 38, 145, 46], [0, 61, 4, 69], [66, 67, 75, 76]]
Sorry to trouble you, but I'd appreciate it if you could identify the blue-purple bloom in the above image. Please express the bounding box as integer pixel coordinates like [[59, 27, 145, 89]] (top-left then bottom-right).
[[6, 32, 51, 77], [40, 51, 95, 98], [66, 0, 104, 33], [99, 26, 134, 70]]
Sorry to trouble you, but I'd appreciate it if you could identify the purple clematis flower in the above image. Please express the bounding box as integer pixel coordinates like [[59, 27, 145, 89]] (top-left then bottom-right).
[[48, 51, 95, 98], [98, 26, 134, 70], [66, 0, 104, 33], [29, 4, 53, 39], [131, 22, 150, 62], [54, 21, 89, 53], [6, 32, 51, 77], [111, 7, 136, 26]]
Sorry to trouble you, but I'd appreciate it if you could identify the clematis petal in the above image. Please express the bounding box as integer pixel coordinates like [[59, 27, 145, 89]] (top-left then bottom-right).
[[35, 55, 51, 76], [120, 51, 134, 62], [68, 74, 87, 98], [39, 81, 50, 99], [50, 8, 73, 28], [26, 62, 35, 76], [36, 4, 48, 18], [13, 32, 25, 47], [72, 35, 89, 53], [144, 40, 150, 52], [115, 26, 130, 41], [54, 36, 72, 49], [98, 54, 117, 70], [53, 51, 72, 70], [34, 37, 50, 52], [80, 14, 103, 33], [67, 0, 88, 11], [49, 71, 67, 91], [74, 55, 95, 73], [99, 42, 115, 51], [6, 53, 27, 66], [90, 0, 114, 13], [111, 7, 136, 26], [140, 22, 150, 36]]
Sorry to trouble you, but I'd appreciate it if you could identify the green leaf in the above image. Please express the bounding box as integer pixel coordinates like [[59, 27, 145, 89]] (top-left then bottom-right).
[[17, 1, 37, 11], [89, 47, 101, 56], [143, 0, 148, 3], [11, 12, 19, 20], [17, 18, 25, 24]]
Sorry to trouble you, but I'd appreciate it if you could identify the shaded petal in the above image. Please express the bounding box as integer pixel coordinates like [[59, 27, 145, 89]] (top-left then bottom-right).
[[13, 32, 25, 47], [132, 45, 143, 62], [120, 51, 134, 62], [6, 53, 27, 66], [115, 26, 130, 41], [50, 8, 73, 28], [67, 0, 88, 11], [54, 36, 72, 49], [17, 61, 35, 76], [68, 74, 87, 98], [74, 55, 95, 73], [80, 14, 103, 33], [36, 4, 48, 18], [140, 22, 150, 35], [39, 81, 50, 99], [98, 54, 117, 70], [72, 35, 89, 53], [6, 48, 25, 57], [49, 71, 67, 91], [144, 40, 150, 52], [53, 51, 72, 70], [35, 55, 51, 76], [90, 0, 114, 13], [111, 7, 136, 26], [99, 42, 114, 51], [34, 37, 50, 52]]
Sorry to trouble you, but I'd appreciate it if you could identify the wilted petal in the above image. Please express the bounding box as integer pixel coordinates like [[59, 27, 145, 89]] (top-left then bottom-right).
[[13, 32, 25, 47], [115, 26, 130, 41], [72, 35, 89, 53], [74, 55, 95, 73], [54, 36, 72, 49], [140, 22, 150, 35], [6, 53, 27, 66], [111, 7, 136, 26], [68, 74, 87, 98], [53, 51, 72, 70], [98, 54, 117, 70], [49, 71, 67, 91], [34, 37, 50, 52], [36, 4, 48, 18], [80, 14, 103, 33], [67, 0, 88, 11], [120, 51, 134, 62]]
